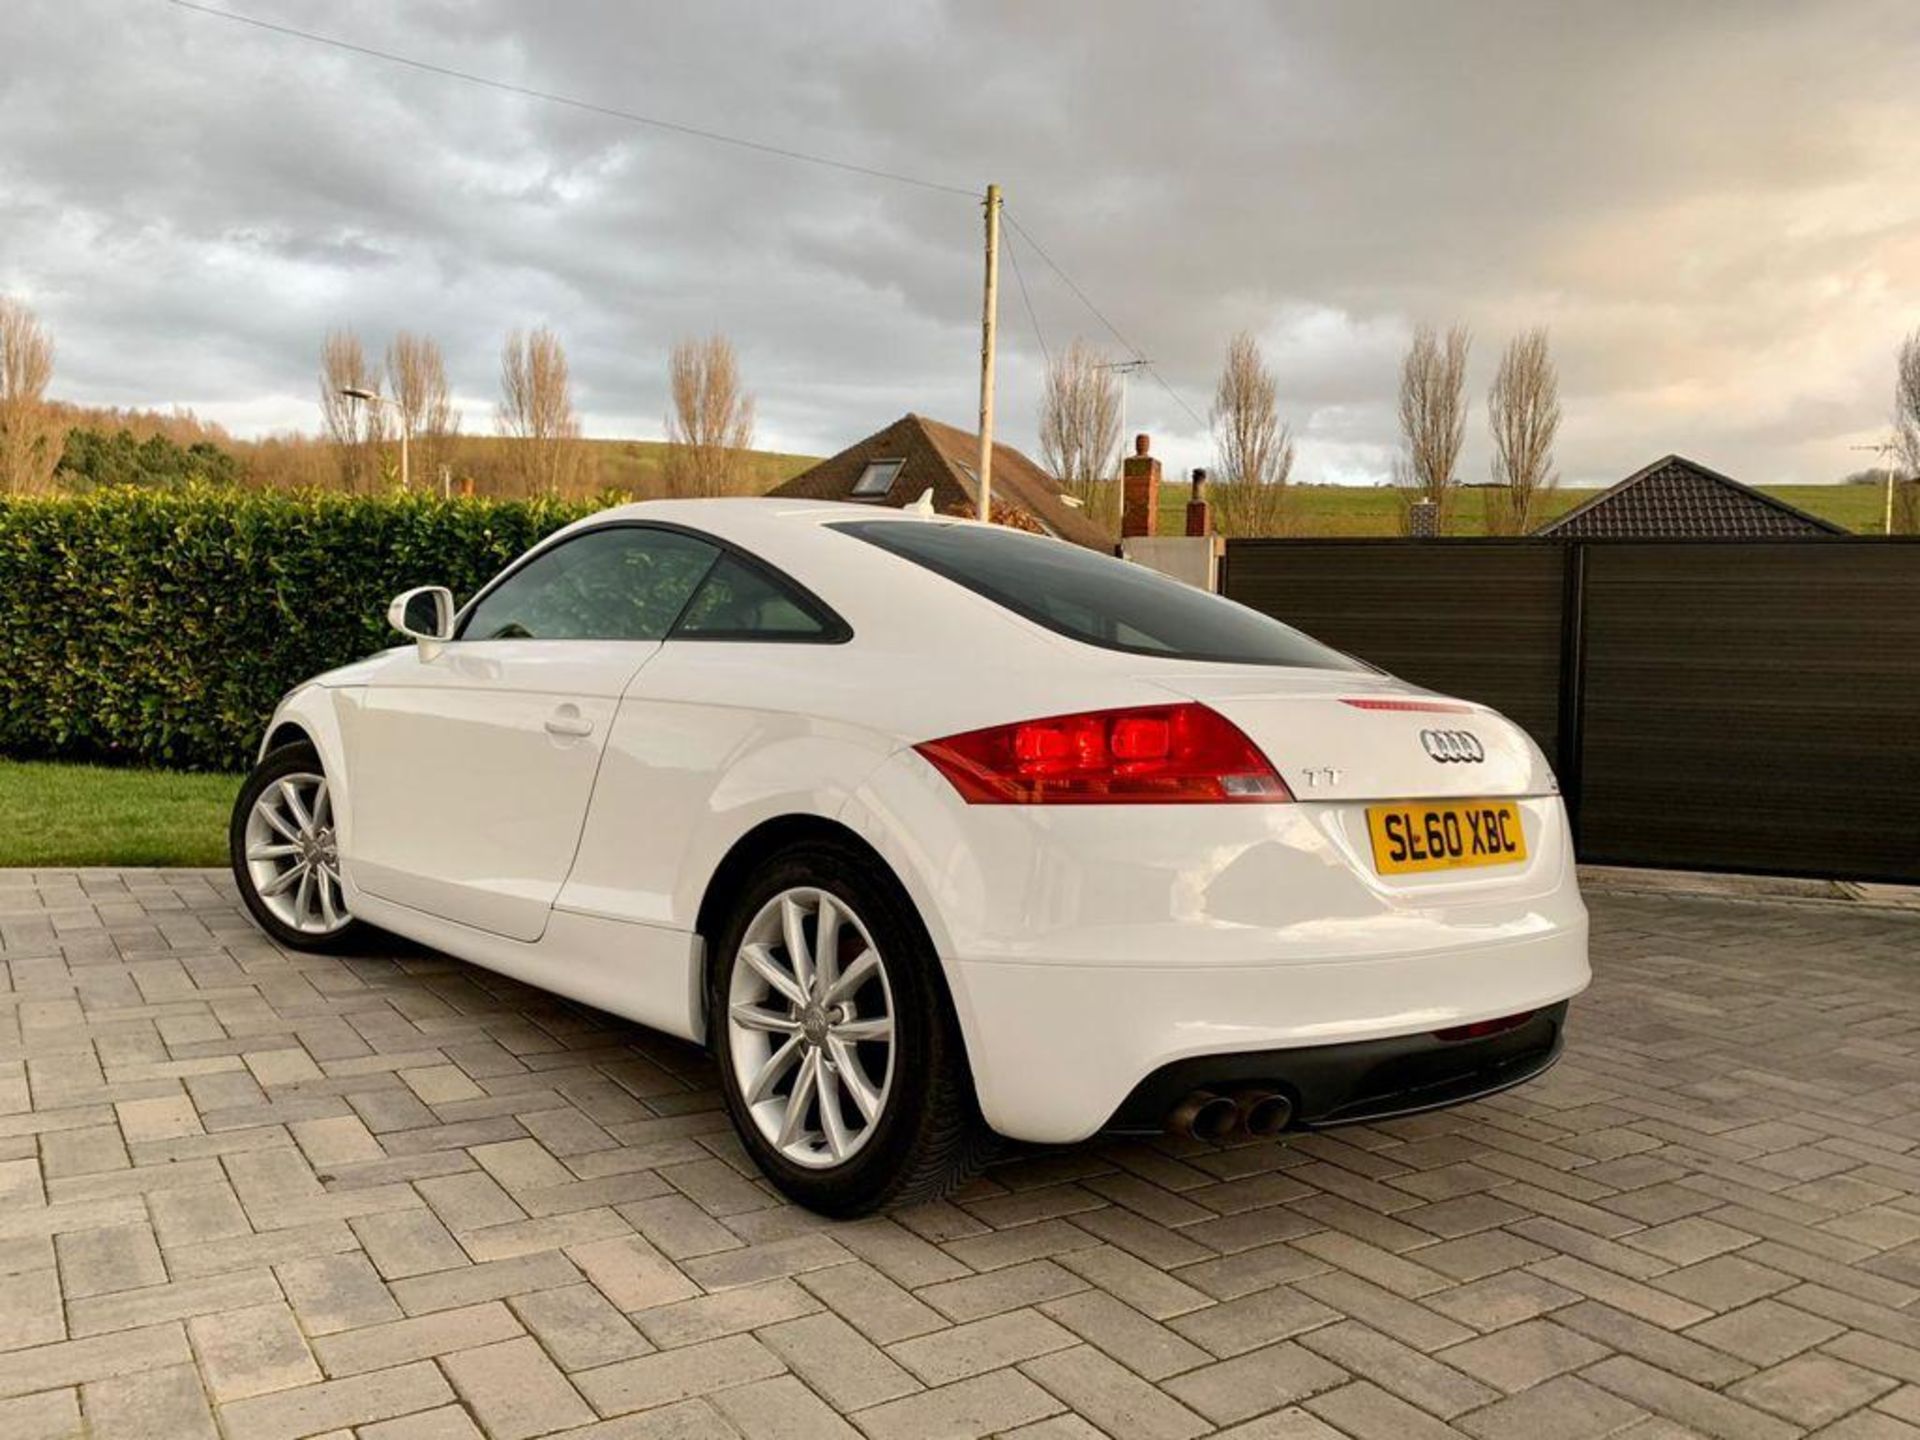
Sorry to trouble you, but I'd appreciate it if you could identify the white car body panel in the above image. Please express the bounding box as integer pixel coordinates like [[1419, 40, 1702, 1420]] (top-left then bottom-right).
[[256, 497, 1590, 1144]]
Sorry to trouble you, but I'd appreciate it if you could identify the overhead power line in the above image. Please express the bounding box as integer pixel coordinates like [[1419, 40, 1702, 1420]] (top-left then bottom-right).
[[167, 1, 1208, 432], [1002, 227, 1051, 373], [1003, 211, 1207, 432], [163, 0, 977, 199]]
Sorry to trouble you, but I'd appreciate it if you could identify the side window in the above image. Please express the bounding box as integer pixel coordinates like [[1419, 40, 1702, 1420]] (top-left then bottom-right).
[[672, 553, 830, 639], [461, 528, 719, 642]]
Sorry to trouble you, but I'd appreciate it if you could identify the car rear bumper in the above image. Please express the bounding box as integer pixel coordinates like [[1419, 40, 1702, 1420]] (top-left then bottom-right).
[[1105, 1001, 1568, 1133], [945, 915, 1588, 1144]]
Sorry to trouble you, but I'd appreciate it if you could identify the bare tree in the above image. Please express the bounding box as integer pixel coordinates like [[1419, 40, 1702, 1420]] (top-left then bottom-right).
[[1894, 328, 1920, 535], [1396, 322, 1471, 532], [385, 331, 459, 491], [662, 334, 756, 497], [1036, 339, 1122, 532], [319, 329, 387, 492], [1485, 327, 1561, 534], [0, 298, 62, 493], [496, 326, 583, 495], [1209, 331, 1295, 537]]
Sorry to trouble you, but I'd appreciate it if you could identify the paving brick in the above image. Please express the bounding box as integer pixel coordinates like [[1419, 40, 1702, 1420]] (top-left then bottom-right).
[[574, 1332, 785, 1415], [1437, 1317, 1609, 1392], [1684, 1296, 1845, 1366], [83, 1360, 219, 1439], [1295, 1319, 1497, 1418], [531, 1232, 688, 1319], [310, 1301, 524, 1377], [796, 1262, 946, 1345], [114, 1094, 201, 1143], [854, 1367, 1064, 1440], [1727, 1350, 1898, 1427], [1163, 1341, 1348, 1427], [277, 1252, 404, 1334], [1168, 1284, 1339, 1359], [0, 1321, 190, 1399], [1453, 1374, 1647, 1440], [509, 1283, 652, 1370], [440, 1335, 593, 1440], [389, 1251, 580, 1316], [215, 1360, 454, 1440], [1581, 1353, 1800, 1440], [55, 1223, 165, 1298], [1041, 1289, 1212, 1382], [359, 1406, 485, 1440], [1022, 1344, 1210, 1440], [187, 1301, 322, 1400], [738, 1312, 914, 1413], [711, 1373, 862, 1439], [0, 1264, 64, 1350], [889, 1308, 1075, 1387], [634, 1276, 817, 1349], [351, 1208, 470, 1279], [1303, 1379, 1470, 1440], [0, 1389, 84, 1440]]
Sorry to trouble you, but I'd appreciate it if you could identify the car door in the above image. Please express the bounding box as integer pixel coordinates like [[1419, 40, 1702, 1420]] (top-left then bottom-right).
[[348, 524, 722, 942]]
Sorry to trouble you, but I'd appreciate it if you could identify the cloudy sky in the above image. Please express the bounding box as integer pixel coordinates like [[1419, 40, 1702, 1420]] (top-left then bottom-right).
[[4, 0, 1917, 486]]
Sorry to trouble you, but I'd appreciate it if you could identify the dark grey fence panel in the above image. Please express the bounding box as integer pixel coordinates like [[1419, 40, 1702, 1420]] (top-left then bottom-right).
[[1220, 537, 1920, 884], [1577, 542, 1920, 882], [1219, 541, 1568, 762]]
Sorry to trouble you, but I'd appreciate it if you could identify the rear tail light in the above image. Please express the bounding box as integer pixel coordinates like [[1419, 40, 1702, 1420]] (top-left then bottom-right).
[[916, 702, 1292, 804]]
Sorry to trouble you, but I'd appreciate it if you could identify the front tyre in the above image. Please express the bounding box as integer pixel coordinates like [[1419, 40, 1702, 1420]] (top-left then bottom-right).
[[230, 743, 364, 953], [709, 838, 992, 1216]]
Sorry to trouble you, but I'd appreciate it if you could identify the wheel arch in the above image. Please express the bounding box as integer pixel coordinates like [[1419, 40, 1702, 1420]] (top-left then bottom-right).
[[263, 720, 316, 756], [694, 813, 912, 951], [690, 814, 971, 1079]]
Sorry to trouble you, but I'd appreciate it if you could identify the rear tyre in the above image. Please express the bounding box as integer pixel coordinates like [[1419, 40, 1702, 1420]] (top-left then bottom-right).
[[708, 837, 993, 1216], [230, 743, 365, 953]]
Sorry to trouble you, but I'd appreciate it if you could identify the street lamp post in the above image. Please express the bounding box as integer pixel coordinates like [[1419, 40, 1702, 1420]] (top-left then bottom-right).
[[341, 386, 409, 492]]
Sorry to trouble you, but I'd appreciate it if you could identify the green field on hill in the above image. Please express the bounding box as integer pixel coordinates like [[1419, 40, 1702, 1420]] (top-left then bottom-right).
[[1150, 481, 1886, 537]]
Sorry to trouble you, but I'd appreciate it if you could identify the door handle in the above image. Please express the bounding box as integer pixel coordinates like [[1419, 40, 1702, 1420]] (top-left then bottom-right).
[[544, 707, 594, 739]]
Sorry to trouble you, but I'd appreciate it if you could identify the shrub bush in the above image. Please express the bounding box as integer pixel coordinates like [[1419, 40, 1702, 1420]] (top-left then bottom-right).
[[0, 487, 598, 771]]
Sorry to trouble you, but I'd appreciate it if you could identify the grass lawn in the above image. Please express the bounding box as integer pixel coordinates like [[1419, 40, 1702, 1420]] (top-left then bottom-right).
[[0, 759, 239, 868]]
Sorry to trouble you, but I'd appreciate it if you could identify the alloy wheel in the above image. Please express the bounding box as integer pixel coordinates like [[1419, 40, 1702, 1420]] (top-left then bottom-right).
[[726, 886, 896, 1169], [242, 771, 350, 936]]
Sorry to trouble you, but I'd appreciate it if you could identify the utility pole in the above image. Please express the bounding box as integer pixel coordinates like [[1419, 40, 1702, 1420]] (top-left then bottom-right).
[[976, 183, 1002, 524], [1096, 358, 1150, 481], [1852, 439, 1898, 536]]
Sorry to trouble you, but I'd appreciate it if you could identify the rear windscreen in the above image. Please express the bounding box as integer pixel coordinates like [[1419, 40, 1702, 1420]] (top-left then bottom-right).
[[833, 519, 1362, 670]]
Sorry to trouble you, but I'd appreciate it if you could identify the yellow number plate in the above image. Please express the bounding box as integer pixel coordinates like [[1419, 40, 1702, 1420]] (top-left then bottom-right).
[[1367, 800, 1528, 875]]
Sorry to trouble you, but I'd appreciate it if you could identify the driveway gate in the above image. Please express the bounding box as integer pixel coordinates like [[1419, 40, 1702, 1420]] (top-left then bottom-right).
[[1219, 537, 1920, 884]]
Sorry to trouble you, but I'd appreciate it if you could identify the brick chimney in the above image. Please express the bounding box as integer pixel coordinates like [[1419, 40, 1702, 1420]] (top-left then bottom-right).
[[1184, 468, 1211, 537], [1120, 433, 1160, 539]]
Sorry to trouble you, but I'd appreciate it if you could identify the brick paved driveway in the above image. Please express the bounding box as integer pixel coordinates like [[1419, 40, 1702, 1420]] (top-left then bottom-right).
[[3, 871, 1919, 1440]]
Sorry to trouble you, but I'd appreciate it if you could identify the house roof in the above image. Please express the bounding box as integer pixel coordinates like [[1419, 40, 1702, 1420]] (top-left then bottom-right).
[[768, 413, 1116, 551], [1534, 454, 1847, 539]]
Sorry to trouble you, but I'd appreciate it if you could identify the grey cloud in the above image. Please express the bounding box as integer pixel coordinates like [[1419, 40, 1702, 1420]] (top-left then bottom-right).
[[2, 0, 1916, 484]]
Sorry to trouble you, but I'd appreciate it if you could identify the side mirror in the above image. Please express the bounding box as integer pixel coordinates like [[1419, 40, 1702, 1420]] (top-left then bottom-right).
[[388, 585, 454, 657]]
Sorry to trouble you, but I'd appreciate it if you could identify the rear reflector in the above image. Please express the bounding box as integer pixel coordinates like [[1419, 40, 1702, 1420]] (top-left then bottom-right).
[[1433, 1010, 1536, 1042], [1342, 697, 1476, 714], [917, 702, 1292, 805]]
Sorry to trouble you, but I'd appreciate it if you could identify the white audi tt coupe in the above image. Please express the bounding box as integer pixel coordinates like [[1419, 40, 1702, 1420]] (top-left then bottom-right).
[[232, 498, 1589, 1214]]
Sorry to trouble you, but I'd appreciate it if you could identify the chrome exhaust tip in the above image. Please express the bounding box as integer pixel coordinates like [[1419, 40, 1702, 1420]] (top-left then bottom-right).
[[1231, 1088, 1294, 1139], [1166, 1089, 1240, 1142]]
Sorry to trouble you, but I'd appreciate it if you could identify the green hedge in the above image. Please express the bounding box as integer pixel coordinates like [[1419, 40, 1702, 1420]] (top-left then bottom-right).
[[0, 487, 598, 771]]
